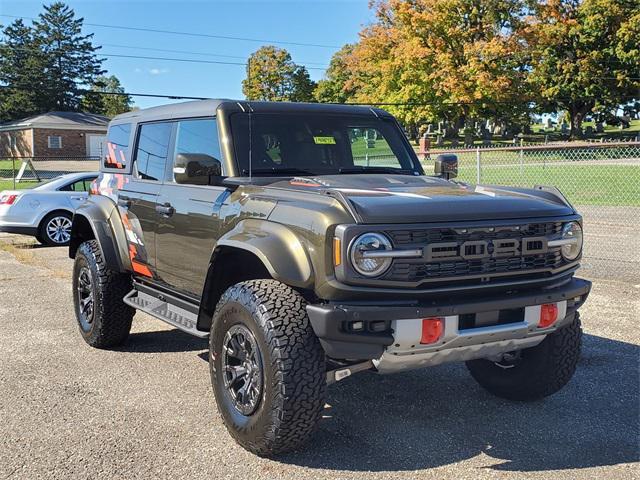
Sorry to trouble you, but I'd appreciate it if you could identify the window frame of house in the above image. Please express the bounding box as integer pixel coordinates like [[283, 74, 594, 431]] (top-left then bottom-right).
[[47, 135, 63, 149]]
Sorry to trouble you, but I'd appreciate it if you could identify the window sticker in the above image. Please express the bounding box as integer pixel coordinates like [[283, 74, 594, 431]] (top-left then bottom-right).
[[313, 136, 336, 145]]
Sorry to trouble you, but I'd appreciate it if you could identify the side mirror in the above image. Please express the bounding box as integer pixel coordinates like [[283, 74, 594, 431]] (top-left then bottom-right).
[[434, 154, 458, 180], [174, 153, 222, 185]]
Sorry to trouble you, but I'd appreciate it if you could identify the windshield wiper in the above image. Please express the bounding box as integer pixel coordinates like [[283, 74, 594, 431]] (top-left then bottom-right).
[[242, 167, 315, 176], [338, 166, 414, 175]]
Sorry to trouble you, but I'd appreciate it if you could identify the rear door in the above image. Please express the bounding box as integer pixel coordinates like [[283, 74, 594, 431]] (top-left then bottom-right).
[[119, 121, 174, 278], [155, 117, 227, 296]]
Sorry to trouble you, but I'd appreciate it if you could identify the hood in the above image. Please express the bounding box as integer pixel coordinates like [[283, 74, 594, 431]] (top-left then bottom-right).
[[264, 174, 574, 223]]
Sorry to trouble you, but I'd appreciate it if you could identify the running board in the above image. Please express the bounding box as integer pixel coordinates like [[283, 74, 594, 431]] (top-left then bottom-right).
[[123, 289, 208, 338]]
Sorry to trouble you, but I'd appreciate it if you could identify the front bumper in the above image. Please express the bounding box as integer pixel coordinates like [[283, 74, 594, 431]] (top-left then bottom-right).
[[307, 277, 591, 368]]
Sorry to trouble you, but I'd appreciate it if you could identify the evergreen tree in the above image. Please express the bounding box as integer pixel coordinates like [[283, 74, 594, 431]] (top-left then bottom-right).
[[0, 19, 47, 121], [33, 2, 104, 111]]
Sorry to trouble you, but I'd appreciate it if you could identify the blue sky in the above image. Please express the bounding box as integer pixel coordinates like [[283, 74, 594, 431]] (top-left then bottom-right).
[[1, 0, 373, 108]]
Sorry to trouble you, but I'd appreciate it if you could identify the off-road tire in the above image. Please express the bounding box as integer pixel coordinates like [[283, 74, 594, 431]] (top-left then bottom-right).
[[466, 314, 582, 401], [210, 279, 326, 456], [72, 240, 134, 348]]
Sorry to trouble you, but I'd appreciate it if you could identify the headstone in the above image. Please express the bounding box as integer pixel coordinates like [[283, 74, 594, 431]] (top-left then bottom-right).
[[595, 122, 604, 133], [435, 134, 444, 146], [545, 118, 554, 129], [451, 138, 459, 147], [585, 126, 594, 135], [464, 129, 473, 146], [561, 123, 568, 134]]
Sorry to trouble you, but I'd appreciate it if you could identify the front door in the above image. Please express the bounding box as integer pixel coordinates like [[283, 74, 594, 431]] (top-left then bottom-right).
[[119, 121, 173, 278], [155, 118, 227, 296]]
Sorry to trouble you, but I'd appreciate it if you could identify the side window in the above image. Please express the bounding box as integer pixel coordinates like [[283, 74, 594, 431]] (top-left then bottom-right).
[[349, 127, 397, 167], [59, 178, 93, 192], [135, 122, 172, 181], [104, 123, 131, 169], [172, 118, 222, 183]]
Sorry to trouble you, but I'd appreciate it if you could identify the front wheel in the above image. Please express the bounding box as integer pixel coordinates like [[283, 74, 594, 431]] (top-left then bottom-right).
[[72, 240, 134, 348], [210, 280, 326, 456], [466, 314, 582, 401]]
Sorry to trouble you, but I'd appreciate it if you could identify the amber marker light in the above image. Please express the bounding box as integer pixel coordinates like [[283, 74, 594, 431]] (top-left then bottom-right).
[[333, 237, 342, 266]]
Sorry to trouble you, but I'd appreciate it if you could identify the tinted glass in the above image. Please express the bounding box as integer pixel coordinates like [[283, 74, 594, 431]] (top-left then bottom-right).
[[135, 122, 172, 181], [230, 113, 418, 176], [59, 177, 97, 192], [104, 123, 131, 169], [173, 118, 222, 181]]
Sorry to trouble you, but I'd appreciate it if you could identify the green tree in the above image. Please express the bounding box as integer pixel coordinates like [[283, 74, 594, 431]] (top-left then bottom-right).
[[314, 44, 355, 103], [524, 0, 640, 138], [242, 46, 316, 101], [33, 2, 105, 111], [0, 19, 47, 121], [81, 75, 133, 116], [344, 0, 530, 136]]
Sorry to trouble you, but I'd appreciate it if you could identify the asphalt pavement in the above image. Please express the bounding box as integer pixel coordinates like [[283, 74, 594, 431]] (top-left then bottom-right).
[[0, 234, 638, 479]]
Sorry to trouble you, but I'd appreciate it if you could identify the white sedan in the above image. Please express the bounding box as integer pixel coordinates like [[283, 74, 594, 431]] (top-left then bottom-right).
[[0, 172, 98, 246]]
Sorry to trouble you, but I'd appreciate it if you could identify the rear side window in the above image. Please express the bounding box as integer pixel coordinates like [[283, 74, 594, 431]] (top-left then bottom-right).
[[104, 123, 131, 170], [135, 122, 172, 181]]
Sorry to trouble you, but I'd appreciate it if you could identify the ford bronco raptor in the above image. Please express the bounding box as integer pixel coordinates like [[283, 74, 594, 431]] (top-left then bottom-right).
[[69, 100, 591, 455]]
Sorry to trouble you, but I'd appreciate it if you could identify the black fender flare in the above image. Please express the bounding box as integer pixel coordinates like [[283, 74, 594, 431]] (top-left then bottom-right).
[[68, 195, 132, 273], [213, 219, 314, 288], [196, 219, 315, 332]]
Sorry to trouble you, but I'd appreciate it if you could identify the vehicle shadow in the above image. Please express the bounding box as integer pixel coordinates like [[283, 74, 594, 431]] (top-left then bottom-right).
[[119, 329, 208, 353], [276, 333, 639, 473]]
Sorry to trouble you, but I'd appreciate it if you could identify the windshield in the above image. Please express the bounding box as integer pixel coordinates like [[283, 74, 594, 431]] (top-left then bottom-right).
[[230, 113, 421, 176]]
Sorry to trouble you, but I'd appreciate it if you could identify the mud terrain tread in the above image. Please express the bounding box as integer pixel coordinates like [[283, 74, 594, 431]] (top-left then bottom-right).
[[75, 240, 134, 348], [466, 314, 582, 401], [211, 279, 326, 455]]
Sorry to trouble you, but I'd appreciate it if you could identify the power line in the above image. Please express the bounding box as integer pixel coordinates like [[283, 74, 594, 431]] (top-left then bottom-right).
[[1, 85, 636, 106], [101, 43, 330, 67], [100, 52, 328, 71], [0, 14, 341, 49]]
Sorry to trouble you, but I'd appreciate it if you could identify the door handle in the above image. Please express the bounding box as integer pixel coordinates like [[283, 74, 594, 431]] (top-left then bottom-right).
[[117, 196, 131, 208], [155, 203, 175, 216]]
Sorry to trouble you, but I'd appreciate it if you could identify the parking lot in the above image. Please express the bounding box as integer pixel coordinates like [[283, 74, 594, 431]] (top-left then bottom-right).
[[0, 226, 638, 479]]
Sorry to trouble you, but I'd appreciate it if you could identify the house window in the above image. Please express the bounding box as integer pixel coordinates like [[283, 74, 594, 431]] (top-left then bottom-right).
[[48, 135, 62, 149]]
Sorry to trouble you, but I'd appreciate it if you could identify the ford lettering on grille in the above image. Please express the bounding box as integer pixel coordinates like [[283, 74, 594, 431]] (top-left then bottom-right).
[[425, 236, 548, 262]]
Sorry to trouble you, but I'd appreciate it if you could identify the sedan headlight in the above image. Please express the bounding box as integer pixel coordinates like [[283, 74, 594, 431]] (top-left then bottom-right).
[[349, 232, 393, 277], [560, 221, 583, 260]]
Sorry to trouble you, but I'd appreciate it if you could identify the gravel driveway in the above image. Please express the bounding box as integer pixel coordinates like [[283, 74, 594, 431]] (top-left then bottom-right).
[[0, 236, 638, 479]]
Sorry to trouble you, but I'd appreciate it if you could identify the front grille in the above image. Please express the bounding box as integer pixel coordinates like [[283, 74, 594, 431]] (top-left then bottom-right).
[[382, 222, 567, 284]]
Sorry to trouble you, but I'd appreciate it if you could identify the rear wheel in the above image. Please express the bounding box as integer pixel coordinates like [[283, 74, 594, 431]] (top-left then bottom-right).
[[39, 211, 72, 246], [466, 314, 582, 401], [72, 240, 134, 348], [210, 279, 326, 456]]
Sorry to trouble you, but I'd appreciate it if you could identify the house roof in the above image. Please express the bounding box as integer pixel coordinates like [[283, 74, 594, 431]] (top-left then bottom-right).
[[0, 111, 110, 131]]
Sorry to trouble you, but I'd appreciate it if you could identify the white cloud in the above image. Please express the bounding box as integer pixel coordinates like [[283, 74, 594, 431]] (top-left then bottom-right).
[[134, 67, 142, 73], [149, 68, 169, 75]]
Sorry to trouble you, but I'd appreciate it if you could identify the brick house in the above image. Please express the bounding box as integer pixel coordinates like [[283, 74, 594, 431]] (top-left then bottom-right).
[[0, 111, 109, 158]]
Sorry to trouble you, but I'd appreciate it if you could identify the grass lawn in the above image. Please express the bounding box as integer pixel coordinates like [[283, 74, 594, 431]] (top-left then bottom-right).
[[454, 164, 640, 206], [0, 179, 41, 192]]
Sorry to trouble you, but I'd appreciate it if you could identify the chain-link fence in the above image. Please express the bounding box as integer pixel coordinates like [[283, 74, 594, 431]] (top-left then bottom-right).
[[2, 144, 638, 281], [421, 141, 640, 282], [0, 156, 99, 190]]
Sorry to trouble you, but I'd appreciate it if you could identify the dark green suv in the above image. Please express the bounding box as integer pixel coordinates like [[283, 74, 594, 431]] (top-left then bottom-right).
[[69, 100, 591, 455]]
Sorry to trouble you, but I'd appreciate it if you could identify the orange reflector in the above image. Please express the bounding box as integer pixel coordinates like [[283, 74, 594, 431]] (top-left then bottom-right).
[[333, 237, 342, 266], [539, 303, 558, 328], [421, 317, 444, 344]]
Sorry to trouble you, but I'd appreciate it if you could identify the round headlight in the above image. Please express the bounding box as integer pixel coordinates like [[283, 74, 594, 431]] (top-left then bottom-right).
[[561, 222, 583, 260], [349, 232, 393, 277]]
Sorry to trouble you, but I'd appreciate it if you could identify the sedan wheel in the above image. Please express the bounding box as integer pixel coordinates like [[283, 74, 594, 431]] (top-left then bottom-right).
[[40, 212, 72, 246]]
